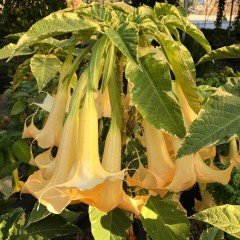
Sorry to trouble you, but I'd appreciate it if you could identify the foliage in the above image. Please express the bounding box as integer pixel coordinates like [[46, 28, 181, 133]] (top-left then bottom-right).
[[191, 205, 240, 239], [0, 2, 240, 240], [0, 0, 67, 35], [177, 78, 240, 158]]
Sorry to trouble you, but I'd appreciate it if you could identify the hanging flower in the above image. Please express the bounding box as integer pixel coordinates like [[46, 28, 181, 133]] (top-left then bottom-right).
[[194, 190, 216, 212], [22, 80, 71, 149], [127, 120, 175, 197], [22, 54, 73, 149], [78, 115, 148, 214], [23, 77, 147, 214], [128, 82, 233, 195], [220, 138, 240, 169], [164, 136, 234, 193]]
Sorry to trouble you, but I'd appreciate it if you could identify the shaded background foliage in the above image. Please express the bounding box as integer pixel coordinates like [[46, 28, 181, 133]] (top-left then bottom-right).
[[0, 0, 66, 92], [0, 0, 67, 38]]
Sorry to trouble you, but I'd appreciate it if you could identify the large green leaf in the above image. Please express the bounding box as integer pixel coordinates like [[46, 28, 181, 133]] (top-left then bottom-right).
[[88, 5, 112, 23], [156, 33, 201, 113], [89, 207, 132, 240], [198, 44, 240, 64], [105, 22, 138, 63], [183, 19, 211, 53], [11, 100, 27, 115], [125, 49, 185, 138], [89, 36, 108, 89], [141, 196, 190, 240], [154, 2, 183, 21], [26, 204, 51, 228], [154, 3, 211, 52], [191, 205, 240, 239], [30, 54, 61, 91], [18, 215, 80, 240], [0, 209, 23, 240], [9, 11, 95, 60], [0, 43, 33, 60], [177, 78, 240, 158], [200, 227, 224, 240], [11, 140, 31, 163]]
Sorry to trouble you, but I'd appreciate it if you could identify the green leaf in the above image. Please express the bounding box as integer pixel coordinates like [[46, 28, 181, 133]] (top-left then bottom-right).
[[9, 11, 95, 60], [183, 19, 211, 53], [11, 100, 27, 116], [177, 78, 240, 158], [154, 3, 211, 52], [19, 215, 81, 240], [0, 43, 33, 60], [11, 140, 30, 163], [154, 3, 183, 21], [125, 50, 185, 138], [198, 85, 217, 103], [105, 22, 138, 63], [112, 2, 134, 14], [191, 205, 240, 239], [30, 54, 61, 91], [88, 5, 112, 22], [26, 204, 51, 228], [60, 209, 80, 223], [141, 196, 190, 240], [156, 33, 201, 113], [200, 227, 224, 240], [89, 36, 108, 89], [12, 59, 31, 90], [108, 69, 122, 129], [102, 42, 116, 92], [198, 44, 240, 64], [89, 207, 132, 240], [0, 162, 20, 179], [0, 209, 23, 240]]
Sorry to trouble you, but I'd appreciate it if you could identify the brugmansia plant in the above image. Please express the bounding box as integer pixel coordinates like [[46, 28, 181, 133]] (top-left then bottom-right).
[[0, 1, 240, 239]]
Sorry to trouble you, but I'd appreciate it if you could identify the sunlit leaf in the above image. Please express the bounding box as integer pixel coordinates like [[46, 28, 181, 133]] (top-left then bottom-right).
[[198, 44, 240, 64], [156, 33, 201, 113], [105, 22, 138, 63], [126, 48, 185, 137], [30, 54, 61, 91], [192, 205, 240, 239], [89, 207, 132, 240], [9, 11, 95, 60], [0, 43, 33, 60], [141, 196, 190, 240]]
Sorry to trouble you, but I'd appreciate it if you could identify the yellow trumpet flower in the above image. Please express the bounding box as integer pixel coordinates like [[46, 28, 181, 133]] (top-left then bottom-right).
[[22, 80, 70, 149], [128, 82, 233, 195], [165, 136, 234, 193], [220, 138, 240, 169], [127, 120, 175, 197], [22, 53, 73, 149], [24, 72, 145, 214]]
